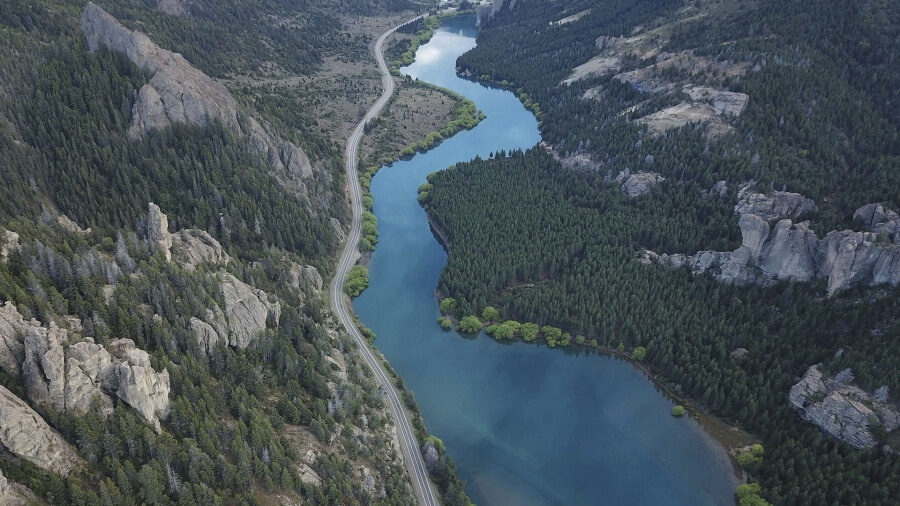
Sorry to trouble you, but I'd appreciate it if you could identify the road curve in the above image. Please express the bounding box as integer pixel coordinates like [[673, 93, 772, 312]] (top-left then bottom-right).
[[329, 16, 439, 506]]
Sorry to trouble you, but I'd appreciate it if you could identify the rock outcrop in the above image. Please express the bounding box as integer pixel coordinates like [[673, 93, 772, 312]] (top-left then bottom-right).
[[854, 203, 900, 244], [19, 319, 169, 430], [109, 339, 171, 432], [220, 273, 281, 349], [0, 384, 83, 475], [735, 185, 817, 221], [291, 263, 323, 293], [790, 365, 899, 449], [1, 229, 19, 262], [616, 171, 664, 196], [0, 468, 38, 506], [188, 273, 281, 352], [146, 203, 230, 270], [476, 0, 518, 26], [171, 229, 230, 271], [646, 191, 900, 294], [22, 324, 68, 412], [80, 3, 312, 180], [147, 203, 172, 261], [0, 301, 30, 375]]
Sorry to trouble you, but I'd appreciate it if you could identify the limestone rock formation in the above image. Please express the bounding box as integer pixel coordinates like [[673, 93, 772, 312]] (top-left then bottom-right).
[[1, 229, 19, 263], [220, 273, 281, 349], [190, 316, 221, 356], [109, 339, 171, 432], [22, 324, 67, 412], [735, 185, 817, 221], [0, 301, 30, 375], [790, 365, 899, 449], [64, 340, 116, 415], [57, 214, 91, 235], [147, 203, 172, 261], [0, 384, 83, 475], [80, 3, 312, 180], [616, 171, 664, 196], [20, 319, 169, 429], [854, 203, 900, 244], [171, 229, 230, 271], [648, 195, 900, 294]]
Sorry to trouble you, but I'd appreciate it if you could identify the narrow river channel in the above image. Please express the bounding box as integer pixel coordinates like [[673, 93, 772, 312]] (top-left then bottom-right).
[[353, 14, 738, 505]]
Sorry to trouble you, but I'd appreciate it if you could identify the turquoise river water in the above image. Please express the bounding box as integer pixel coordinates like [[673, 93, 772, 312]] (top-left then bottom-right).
[[354, 15, 737, 505]]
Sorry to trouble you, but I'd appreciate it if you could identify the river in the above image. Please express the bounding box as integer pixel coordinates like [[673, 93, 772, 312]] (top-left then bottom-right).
[[353, 14, 737, 505]]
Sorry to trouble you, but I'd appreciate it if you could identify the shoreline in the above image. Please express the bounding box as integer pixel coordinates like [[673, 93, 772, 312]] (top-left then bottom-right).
[[422, 199, 752, 482]]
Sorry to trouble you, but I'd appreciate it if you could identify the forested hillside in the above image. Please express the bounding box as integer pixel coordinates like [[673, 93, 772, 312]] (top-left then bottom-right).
[[0, 0, 471, 504], [421, 0, 900, 504]]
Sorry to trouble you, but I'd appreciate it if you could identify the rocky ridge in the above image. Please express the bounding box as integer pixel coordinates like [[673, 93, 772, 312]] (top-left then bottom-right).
[[642, 187, 900, 294], [80, 3, 313, 182], [0, 384, 83, 475], [1, 300, 171, 432], [790, 365, 899, 450]]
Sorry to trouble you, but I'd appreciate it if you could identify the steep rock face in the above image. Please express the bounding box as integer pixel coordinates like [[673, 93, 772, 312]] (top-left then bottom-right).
[[80, 3, 312, 180], [648, 196, 900, 294], [476, 0, 518, 26], [64, 340, 116, 416], [0, 469, 39, 506], [22, 325, 67, 412], [0, 385, 83, 475], [171, 229, 230, 271], [147, 203, 172, 261], [109, 339, 171, 433], [20, 319, 169, 429], [189, 316, 221, 357], [0, 301, 30, 375], [854, 203, 900, 244], [219, 273, 281, 349], [790, 365, 899, 449]]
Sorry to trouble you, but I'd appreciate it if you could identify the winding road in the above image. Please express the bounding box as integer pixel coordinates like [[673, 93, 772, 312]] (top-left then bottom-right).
[[328, 16, 438, 506]]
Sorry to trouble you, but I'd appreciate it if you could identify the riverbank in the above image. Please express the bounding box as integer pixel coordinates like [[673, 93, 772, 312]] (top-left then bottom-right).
[[423, 197, 754, 481]]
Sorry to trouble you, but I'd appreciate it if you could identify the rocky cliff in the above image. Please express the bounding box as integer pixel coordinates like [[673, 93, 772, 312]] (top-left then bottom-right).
[[643, 188, 900, 294], [0, 384, 83, 475], [80, 3, 313, 181], [790, 365, 899, 450], [19, 318, 171, 432]]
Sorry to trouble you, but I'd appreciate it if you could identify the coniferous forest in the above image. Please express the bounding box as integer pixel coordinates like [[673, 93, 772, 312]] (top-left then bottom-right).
[[422, 0, 900, 504]]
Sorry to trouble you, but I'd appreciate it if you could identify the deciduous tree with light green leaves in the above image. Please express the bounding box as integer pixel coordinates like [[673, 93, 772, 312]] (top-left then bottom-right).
[[458, 315, 482, 333]]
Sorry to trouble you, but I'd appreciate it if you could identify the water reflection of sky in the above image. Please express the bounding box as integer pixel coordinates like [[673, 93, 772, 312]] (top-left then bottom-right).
[[355, 16, 739, 506]]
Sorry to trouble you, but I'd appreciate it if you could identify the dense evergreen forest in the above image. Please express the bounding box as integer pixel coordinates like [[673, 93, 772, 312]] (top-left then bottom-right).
[[421, 0, 900, 504], [0, 0, 471, 504]]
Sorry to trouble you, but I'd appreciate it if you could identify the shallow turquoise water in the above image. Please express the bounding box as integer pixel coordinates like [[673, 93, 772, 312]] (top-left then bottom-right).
[[353, 15, 737, 505]]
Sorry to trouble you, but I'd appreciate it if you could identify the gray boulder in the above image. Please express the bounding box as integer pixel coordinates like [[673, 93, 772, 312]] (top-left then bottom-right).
[[0, 385, 83, 475], [291, 263, 324, 293], [64, 340, 116, 416], [80, 2, 313, 180], [790, 365, 899, 449], [735, 184, 816, 221]]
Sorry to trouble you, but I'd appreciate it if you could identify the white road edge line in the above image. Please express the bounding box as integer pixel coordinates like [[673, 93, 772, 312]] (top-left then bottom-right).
[[329, 15, 439, 506]]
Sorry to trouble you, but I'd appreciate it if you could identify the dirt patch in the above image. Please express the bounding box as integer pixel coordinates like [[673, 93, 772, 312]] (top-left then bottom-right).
[[360, 80, 458, 165]]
